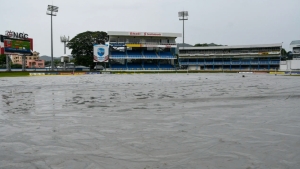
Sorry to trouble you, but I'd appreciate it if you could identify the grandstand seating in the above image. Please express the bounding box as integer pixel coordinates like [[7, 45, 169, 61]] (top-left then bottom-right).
[[144, 63, 159, 70], [127, 51, 143, 58], [180, 48, 281, 55], [143, 51, 158, 58], [159, 64, 174, 70], [111, 64, 127, 70], [111, 51, 127, 59], [127, 63, 143, 70], [159, 52, 175, 58], [294, 47, 300, 53]]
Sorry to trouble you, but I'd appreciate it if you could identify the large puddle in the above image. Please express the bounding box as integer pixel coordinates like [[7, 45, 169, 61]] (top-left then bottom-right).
[[0, 73, 299, 169]]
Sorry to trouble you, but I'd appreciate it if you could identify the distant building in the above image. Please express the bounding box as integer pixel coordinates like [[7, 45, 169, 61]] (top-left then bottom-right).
[[178, 43, 282, 70], [290, 40, 300, 58], [10, 51, 45, 68], [107, 31, 181, 70], [280, 41, 300, 71]]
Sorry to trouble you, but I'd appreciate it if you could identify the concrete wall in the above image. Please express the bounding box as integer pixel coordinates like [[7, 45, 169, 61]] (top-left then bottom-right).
[[280, 60, 300, 71], [291, 60, 300, 69], [280, 64, 287, 71], [188, 65, 201, 70]]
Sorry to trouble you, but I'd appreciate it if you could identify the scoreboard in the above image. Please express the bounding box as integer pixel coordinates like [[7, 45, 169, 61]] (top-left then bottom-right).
[[4, 38, 31, 54]]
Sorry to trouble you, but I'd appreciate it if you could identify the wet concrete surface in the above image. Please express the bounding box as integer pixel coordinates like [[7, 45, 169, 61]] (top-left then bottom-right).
[[0, 73, 299, 169]]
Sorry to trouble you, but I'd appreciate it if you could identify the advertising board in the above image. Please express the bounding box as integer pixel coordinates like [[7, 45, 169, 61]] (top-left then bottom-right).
[[93, 44, 109, 62], [3, 38, 31, 54]]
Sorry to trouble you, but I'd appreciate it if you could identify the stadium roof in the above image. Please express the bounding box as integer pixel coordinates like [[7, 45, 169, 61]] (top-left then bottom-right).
[[179, 43, 282, 50], [107, 31, 181, 38], [177, 43, 193, 48], [290, 40, 300, 45]]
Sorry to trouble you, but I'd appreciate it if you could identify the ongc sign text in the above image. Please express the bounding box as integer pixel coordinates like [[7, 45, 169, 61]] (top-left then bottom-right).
[[5, 30, 29, 39]]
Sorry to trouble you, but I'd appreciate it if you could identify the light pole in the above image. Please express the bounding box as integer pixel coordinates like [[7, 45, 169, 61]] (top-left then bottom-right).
[[47, 5, 59, 71], [178, 11, 188, 49]]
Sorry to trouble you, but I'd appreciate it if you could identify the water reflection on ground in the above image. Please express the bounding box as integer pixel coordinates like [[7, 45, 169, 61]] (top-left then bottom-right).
[[0, 74, 299, 169]]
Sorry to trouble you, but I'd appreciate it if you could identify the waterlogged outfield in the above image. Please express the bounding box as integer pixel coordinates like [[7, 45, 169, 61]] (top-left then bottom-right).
[[0, 73, 300, 169]]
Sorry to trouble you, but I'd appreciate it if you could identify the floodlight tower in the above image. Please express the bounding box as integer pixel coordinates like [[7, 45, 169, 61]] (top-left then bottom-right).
[[178, 11, 188, 49], [60, 35, 69, 54], [47, 5, 59, 71], [60, 35, 69, 71]]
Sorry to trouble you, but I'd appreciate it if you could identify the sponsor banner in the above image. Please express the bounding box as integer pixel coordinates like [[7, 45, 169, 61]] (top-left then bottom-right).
[[29, 73, 45, 76], [129, 32, 162, 36], [270, 72, 285, 74], [5, 30, 29, 39], [58, 72, 86, 75], [259, 52, 269, 55], [45, 72, 59, 75], [284, 71, 300, 75], [126, 44, 142, 47], [58, 72, 73, 75], [238, 72, 253, 74], [73, 72, 86, 75], [93, 44, 109, 62]]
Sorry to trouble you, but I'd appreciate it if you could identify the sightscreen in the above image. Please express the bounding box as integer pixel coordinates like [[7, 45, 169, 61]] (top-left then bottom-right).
[[4, 38, 31, 54]]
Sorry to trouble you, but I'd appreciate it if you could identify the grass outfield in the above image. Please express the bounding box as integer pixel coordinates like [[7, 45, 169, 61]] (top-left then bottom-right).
[[0, 72, 30, 77]]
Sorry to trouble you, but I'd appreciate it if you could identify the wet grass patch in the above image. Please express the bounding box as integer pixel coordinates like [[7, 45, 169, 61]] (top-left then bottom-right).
[[0, 72, 30, 77]]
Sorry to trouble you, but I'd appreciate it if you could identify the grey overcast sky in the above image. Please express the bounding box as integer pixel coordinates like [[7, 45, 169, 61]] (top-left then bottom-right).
[[1, 0, 299, 57]]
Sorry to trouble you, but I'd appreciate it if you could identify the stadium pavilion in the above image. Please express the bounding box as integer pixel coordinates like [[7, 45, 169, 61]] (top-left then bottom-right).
[[178, 43, 282, 70], [107, 31, 181, 70], [290, 40, 300, 58]]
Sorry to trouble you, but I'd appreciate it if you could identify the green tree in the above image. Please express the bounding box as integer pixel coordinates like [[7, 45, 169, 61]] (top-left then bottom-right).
[[11, 64, 22, 68], [67, 31, 108, 67], [0, 54, 6, 67], [54, 59, 60, 67], [44, 61, 51, 66], [281, 48, 287, 57]]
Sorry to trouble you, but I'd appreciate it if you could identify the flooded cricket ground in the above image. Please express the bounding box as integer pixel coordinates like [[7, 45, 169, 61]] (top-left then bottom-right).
[[0, 73, 299, 169]]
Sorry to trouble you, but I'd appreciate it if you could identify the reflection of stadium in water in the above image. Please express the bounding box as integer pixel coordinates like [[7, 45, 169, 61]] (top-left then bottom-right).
[[1, 89, 35, 114], [0, 87, 74, 115]]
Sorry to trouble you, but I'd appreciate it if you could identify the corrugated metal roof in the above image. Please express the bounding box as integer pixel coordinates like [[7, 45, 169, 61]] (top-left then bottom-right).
[[179, 43, 282, 50], [177, 43, 193, 48], [290, 40, 300, 45]]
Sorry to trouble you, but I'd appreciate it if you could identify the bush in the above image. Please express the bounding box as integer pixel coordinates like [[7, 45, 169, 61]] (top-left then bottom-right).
[[11, 64, 22, 68]]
